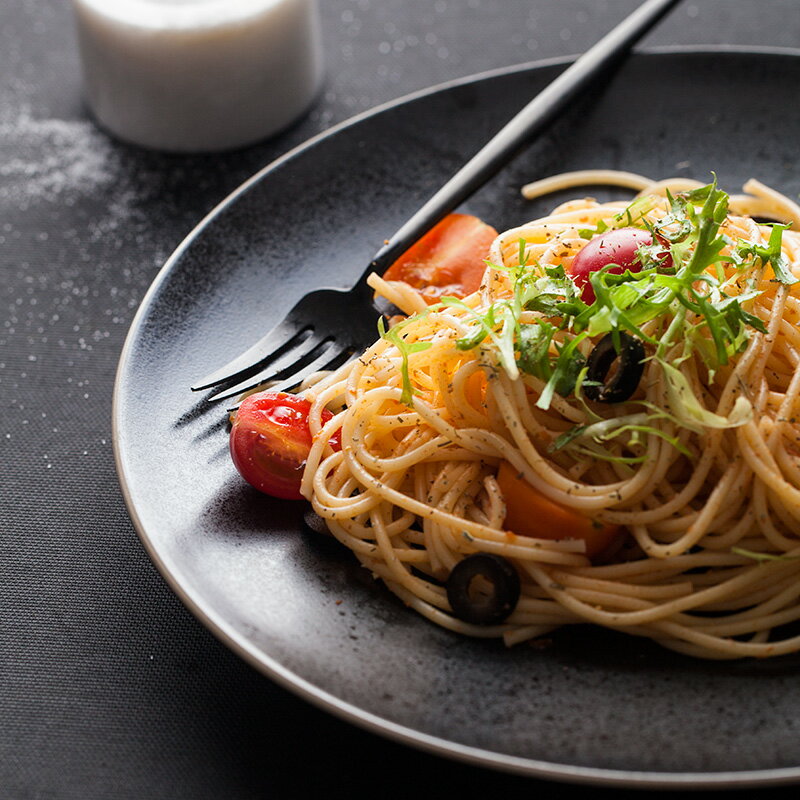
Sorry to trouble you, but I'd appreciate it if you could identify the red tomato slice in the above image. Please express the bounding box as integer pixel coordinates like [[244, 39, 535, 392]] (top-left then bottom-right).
[[383, 213, 498, 302], [230, 391, 340, 500], [569, 227, 657, 304]]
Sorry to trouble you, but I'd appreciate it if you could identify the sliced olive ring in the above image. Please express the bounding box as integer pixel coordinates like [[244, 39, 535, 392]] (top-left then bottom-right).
[[445, 553, 521, 625], [583, 332, 645, 404]]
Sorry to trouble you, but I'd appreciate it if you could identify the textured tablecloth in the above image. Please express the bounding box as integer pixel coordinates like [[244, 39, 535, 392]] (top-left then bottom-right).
[[3, 1, 800, 797]]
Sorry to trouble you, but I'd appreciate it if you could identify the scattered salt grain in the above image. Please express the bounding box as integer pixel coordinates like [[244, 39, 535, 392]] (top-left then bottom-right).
[[0, 100, 118, 206]]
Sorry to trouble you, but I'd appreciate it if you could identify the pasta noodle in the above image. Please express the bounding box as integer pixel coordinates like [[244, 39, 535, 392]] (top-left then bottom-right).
[[298, 171, 800, 660]]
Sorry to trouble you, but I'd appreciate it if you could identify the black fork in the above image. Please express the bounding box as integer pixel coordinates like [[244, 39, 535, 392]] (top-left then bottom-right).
[[192, 0, 681, 404], [193, 281, 384, 403]]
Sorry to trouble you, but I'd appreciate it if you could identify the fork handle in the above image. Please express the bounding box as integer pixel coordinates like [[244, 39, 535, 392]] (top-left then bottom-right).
[[363, 0, 681, 281]]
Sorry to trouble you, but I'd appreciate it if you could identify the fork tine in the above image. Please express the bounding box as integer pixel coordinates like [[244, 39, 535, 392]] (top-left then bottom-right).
[[206, 328, 326, 400], [222, 343, 355, 409], [191, 317, 303, 391], [265, 346, 355, 395], [208, 338, 342, 404]]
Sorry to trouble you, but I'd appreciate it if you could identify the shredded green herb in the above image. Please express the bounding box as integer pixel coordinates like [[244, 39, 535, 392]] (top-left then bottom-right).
[[736, 222, 797, 285], [731, 547, 800, 564], [378, 179, 783, 450], [377, 314, 432, 405]]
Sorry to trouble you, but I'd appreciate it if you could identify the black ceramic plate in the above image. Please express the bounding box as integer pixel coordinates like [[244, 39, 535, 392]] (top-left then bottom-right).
[[114, 48, 800, 788]]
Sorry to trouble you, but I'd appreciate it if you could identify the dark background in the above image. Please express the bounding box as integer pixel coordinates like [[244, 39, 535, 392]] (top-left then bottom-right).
[[3, 1, 800, 798]]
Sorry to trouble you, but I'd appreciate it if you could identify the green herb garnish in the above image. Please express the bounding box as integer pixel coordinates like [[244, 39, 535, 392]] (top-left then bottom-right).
[[731, 547, 800, 564], [377, 315, 433, 405], [380, 179, 776, 441], [736, 222, 798, 285]]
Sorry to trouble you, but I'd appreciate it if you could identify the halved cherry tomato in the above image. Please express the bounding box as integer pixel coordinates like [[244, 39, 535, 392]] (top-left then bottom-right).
[[383, 213, 498, 303], [496, 461, 620, 558], [569, 227, 668, 304], [230, 391, 340, 500]]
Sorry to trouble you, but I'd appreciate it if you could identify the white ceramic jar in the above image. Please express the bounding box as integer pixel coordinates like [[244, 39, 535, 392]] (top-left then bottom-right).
[[71, 0, 324, 152]]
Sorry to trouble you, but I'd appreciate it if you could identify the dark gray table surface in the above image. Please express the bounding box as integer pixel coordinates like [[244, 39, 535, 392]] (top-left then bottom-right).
[[4, 1, 800, 797]]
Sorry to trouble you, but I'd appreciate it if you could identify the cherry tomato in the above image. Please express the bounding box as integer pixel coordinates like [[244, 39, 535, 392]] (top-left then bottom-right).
[[569, 227, 664, 304], [229, 391, 340, 500], [383, 213, 498, 303]]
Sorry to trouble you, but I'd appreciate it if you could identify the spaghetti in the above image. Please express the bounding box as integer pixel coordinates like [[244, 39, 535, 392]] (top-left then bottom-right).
[[297, 172, 800, 659]]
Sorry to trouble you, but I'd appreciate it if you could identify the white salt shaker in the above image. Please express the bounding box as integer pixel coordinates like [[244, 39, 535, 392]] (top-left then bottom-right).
[[71, 0, 324, 153]]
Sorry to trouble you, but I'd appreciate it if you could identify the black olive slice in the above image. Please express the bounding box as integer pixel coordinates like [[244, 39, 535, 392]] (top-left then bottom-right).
[[583, 332, 645, 404], [445, 553, 521, 625]]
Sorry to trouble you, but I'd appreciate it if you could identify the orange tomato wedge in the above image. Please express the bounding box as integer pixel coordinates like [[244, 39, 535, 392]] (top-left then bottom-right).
[[383, 213, 498, 303], [496, 461, 621, 558], [464, 370, 486, 409]]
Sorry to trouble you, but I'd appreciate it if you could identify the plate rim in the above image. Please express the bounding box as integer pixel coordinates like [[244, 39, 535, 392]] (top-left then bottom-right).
[[113, 45, 800, 788]]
